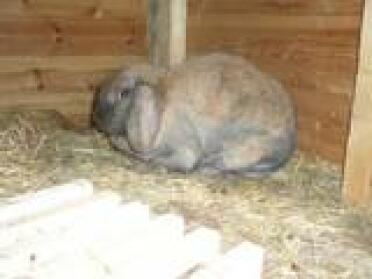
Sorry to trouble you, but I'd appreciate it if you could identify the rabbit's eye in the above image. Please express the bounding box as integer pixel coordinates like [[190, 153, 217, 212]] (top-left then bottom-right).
[[118, 88, 130, 100]]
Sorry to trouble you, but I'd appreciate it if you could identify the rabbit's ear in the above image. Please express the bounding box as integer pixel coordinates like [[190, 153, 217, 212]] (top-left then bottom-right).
[[126, 84, 161, 152]]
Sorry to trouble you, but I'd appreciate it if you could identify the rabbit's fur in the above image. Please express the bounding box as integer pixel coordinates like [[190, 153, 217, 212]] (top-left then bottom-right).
[[93, 53, 296, 176]]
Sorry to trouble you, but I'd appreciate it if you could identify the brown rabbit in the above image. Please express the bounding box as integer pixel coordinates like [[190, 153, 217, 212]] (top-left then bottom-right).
[[92, 53, 296, 176]]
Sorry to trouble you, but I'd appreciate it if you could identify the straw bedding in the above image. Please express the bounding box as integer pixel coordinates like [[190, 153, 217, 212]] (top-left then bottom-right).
[[0, 110, 371, 278]]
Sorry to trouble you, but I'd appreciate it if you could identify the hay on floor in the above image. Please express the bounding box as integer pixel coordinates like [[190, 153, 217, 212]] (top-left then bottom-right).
[[0, 110, 371, 278]]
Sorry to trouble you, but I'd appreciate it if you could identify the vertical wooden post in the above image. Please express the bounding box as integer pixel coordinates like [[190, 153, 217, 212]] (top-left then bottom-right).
[[148, 0, 187, 68], [343, 0, 372, 206]]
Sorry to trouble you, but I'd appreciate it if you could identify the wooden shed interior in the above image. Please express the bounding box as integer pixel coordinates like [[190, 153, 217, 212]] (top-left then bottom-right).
[[0, 0, 371, 205]]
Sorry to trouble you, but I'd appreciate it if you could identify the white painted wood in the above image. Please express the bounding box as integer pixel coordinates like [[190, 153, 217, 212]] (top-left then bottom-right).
[[95, 214, 185, 277], [0, 179, 93, 226], [0, 191, 121, 249], [0, 180, 265, 279], [183, 228, 222, 264], [159, 227, 222, 278], [190, 242, 265, 279], [31, 248, 111, 279], [0, 192, 124, 274]]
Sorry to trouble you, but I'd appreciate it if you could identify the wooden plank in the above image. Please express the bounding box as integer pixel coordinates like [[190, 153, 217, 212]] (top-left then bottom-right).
[[0, 91, 94, 116], [0, 180, 93, 226], [188, 29, 358, 52], [201, 0, 362, 16], [0, 18, 137, 36], [191, 242, 264, 279], [188, 15, 360, 31], [0, 56, 146, 72], [0, 18, 146, 56], [0, 35, 145, 56], [343, 0, 372, 205], [0, 91, 93, 107], [0, 183, 264, 278], [0, 71, 39, 92], [148, 0, 187, 67], [0, 70, 112, 94], [188, 29, 358, 77], [37, 70, 110, 92], [0, 0, 139, 19], [0, 88, 117, 127]]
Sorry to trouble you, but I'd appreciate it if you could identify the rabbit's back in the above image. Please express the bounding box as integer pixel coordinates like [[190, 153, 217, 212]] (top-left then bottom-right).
[[162, 53, 294, 135]]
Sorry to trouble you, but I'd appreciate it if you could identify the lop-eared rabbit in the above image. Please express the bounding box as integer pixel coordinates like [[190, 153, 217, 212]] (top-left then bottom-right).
[[93, 53, 296, 176]]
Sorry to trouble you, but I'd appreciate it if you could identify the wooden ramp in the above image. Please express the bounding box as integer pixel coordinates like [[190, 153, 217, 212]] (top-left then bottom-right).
[[0, 180, 264, 278]]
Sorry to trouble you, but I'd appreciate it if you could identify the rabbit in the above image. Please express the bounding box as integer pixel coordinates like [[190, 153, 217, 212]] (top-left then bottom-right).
[[92, 53, 296, 176]]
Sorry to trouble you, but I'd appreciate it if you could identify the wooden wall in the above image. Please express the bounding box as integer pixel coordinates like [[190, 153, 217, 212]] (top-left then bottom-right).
[[0, 0, 147, 124], [0, 0, 363, 163]]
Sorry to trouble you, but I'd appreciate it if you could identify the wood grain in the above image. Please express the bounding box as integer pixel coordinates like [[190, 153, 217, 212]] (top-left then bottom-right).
[[0, 0, 140, 19], [343, 0, 372, 205], [0, 56, 146, 72], [0, 70, 113, 94], [201, 0, 362, 15], [189, 14, 360, 31], [0, 18, 146, 56], [0, 90, 94, 127]]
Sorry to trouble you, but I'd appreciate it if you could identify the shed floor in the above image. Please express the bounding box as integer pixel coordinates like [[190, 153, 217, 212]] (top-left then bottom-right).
[[0, 110, 371, 278]]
